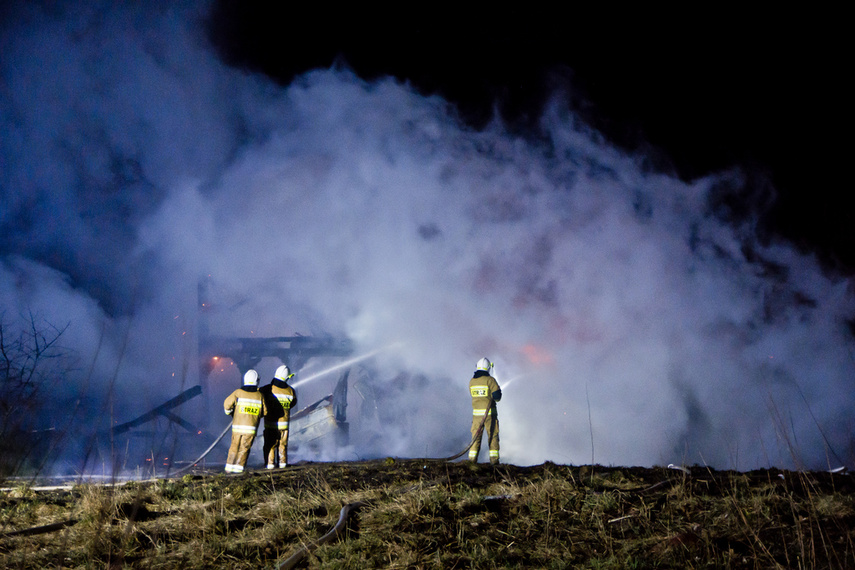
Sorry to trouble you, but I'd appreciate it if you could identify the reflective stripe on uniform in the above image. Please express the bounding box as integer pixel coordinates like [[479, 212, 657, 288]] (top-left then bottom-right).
[[276, 394, 294, 409], [236, 397, 262, 415], [264, 420, 290, 429], [232, 424, 257, 435], [472, 408, 493, 416], [489, 450, 499, 457]]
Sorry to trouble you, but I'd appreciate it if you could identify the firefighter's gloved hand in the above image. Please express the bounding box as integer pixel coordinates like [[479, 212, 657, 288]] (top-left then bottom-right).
[[492, 389, 502, 402]]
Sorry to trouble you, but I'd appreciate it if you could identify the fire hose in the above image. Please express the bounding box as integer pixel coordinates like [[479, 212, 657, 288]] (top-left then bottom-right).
[[151, 397, 493, 569], [0, 518, 77, 539], [164, 398, 494, 567], [0, 404, 496, 560], [438, 396, 495, 462], [171, 421, 233, 477], [274, 500, 369, 570], [273, 398, 495, 568]]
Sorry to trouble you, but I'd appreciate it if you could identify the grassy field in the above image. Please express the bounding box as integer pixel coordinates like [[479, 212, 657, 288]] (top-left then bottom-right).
[[1, 459, 854, 568]]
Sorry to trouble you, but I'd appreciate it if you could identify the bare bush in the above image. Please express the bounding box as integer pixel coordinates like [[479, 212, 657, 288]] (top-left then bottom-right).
[[0, 311, 70, 477]]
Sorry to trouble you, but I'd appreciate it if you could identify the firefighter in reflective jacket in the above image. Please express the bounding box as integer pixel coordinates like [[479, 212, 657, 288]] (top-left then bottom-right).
[[260, 364, 297, 469], [468, 357, 502, 464], [223, 369, 267, 473]]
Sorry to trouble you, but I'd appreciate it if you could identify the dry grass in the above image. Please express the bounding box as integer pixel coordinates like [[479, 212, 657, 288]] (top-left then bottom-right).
[[1, 460, 853, 568]]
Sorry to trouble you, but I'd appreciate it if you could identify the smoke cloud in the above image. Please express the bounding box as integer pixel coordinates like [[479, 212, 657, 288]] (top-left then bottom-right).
[[2, 1, 853, 474]]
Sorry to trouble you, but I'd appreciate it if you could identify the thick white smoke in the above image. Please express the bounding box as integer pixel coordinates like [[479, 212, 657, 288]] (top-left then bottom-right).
[[1, 1, 852, 473]]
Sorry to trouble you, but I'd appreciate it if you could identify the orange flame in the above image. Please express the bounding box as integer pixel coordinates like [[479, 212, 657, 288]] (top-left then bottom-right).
[[521, 343, 554, 366]]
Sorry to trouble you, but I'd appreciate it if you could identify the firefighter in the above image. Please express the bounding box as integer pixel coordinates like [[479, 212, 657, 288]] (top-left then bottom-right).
[[468, 357, 502, 464], [223, 369, 267, 473], [260, 364, 297, 468]]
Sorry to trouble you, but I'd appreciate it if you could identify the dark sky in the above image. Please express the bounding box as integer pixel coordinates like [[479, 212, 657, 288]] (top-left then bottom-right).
[[208, 3, 852, 272]]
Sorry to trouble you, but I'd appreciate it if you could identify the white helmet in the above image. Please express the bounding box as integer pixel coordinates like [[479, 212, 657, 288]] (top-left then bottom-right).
[[243, 369, 259, 386], [274, 365, 292, 381], [476, 357, 493, 371]]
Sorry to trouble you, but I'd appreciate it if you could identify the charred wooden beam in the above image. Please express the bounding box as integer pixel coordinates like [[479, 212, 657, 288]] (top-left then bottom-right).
[[111, 385, 202, 435]]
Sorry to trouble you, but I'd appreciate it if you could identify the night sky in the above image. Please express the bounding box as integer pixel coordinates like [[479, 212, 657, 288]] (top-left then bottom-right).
[[208, 3, 853, 272]]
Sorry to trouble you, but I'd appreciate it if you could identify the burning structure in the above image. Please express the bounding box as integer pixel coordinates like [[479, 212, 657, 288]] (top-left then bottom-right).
[[101, 279, 367, 476], [198, 333, 356, 452], [103, 332, 361, 475], [199, 335, 354, 383]]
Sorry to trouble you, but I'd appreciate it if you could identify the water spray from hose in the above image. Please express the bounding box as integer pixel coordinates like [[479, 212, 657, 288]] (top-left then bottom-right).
[[291, 343, 403, 388], [500, 374, 528, 391]]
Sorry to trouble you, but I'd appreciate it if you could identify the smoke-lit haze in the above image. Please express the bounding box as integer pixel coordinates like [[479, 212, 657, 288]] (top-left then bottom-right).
[[1, 2, 853, 474]]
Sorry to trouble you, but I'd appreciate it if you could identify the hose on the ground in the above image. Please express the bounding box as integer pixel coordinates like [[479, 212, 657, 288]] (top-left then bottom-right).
[[272, 398, 495, 567], [0, 518, 77, 539], [171, 421, 232, 477], [275, 500, 369, 570], [438, 397, 494, 462]]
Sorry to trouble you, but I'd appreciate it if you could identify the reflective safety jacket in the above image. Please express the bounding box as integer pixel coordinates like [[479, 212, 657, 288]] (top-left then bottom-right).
[[224, 387, 266, 435], [469, 370, 502, 416], [260, 380, 296, 430]]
